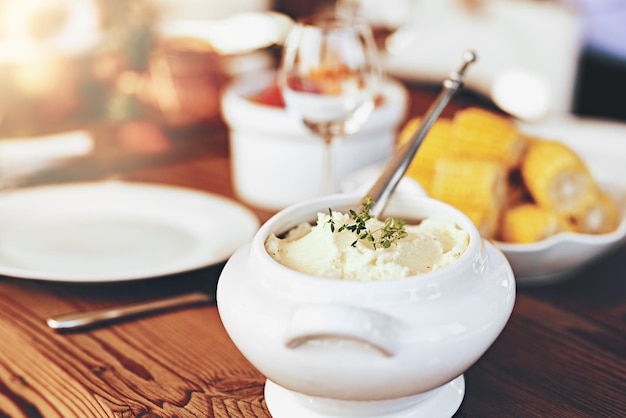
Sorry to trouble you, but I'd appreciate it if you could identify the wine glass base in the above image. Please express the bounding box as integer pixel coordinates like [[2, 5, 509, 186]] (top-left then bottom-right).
[[264, 375, 465, 418]]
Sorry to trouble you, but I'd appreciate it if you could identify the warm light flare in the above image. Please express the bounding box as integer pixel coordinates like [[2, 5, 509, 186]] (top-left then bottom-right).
[[491, 69, 551, 121], [0, 0, 101, 63], [159, 12, 293, 55]]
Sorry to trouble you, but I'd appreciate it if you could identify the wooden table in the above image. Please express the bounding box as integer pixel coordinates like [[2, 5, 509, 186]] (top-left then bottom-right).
[[0, 82, 624, 418]]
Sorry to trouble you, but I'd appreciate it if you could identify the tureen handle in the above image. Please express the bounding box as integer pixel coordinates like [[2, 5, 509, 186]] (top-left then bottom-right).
[[283, 304, 402, 357]]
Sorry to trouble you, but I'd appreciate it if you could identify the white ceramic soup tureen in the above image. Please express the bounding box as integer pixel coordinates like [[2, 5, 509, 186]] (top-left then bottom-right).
[[217, 192, 515, 418]]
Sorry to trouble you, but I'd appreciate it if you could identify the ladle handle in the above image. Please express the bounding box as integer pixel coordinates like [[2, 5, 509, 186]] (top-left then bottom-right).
[[366, 50, 478, 218], [47, 292, 213, 331]]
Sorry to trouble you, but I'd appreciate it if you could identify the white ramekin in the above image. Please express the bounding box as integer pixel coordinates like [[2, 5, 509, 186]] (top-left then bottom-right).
[[221, 71, 409, 210]]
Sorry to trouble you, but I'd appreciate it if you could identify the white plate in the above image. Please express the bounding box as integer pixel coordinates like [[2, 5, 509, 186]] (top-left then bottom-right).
[[0, 181, 260, 282], [341, 116, 626, 285]]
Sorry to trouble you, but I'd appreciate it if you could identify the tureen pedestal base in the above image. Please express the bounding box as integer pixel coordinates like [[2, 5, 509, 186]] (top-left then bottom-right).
[[264, 375, 465, 418]]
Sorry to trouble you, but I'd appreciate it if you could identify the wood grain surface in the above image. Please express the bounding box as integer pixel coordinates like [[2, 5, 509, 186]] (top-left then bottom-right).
[[0, 69, 624, 417]]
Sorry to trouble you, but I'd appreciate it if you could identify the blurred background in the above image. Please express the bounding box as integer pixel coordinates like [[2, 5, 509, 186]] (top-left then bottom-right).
[[0, 0, 624, 185]]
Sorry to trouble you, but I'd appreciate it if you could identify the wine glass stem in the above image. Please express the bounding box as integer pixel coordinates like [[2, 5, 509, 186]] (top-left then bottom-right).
[[322, 135, 340, 195]]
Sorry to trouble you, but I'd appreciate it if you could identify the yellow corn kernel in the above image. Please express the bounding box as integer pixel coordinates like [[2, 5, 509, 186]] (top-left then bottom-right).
[[430, 157, 508, 209], [500, 204, 571, 243], [568, 191, 621, 234], [404, 166, 436, 194], [429, 157, 508, 238], [521, 139, 597, 215], [397, 117, 453, 165], [450, 107, 528, 168]]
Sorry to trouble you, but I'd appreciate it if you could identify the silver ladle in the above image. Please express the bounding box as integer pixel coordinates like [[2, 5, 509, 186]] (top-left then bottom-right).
[[366, 49, 477, 218]]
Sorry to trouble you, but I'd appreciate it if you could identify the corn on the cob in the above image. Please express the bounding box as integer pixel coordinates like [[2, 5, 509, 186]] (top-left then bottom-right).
[[401, 118, 454, 158], [429, 157, 508, 238], [450, 107, 528, 168], [521, 139, 597, 215], [500, 203, 571, 243], [398, 117, 454, 193], [568, 191, 620, 234], [398, 108, 620, 243]]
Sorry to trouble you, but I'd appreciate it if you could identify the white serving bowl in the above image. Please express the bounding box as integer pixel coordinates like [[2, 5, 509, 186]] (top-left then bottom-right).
[[503, 117, 626, 285], [217, 192, 515, 418], [341, 116, 626, 286], [221, 70, 409, 211]]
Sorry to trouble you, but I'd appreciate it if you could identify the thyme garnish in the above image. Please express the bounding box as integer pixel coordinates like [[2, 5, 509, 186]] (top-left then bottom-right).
[[326, 196, 407, 249]]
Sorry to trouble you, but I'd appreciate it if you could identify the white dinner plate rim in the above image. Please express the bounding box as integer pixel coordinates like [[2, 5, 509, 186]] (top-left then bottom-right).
[[0, 181, 260, 283]]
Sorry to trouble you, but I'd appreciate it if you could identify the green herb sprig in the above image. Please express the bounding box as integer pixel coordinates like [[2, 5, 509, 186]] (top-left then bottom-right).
[[326, 196, 408, 249]]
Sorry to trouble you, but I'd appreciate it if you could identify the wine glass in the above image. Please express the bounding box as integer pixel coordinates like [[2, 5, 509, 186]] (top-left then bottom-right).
[[278, 13, 382, 195]]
